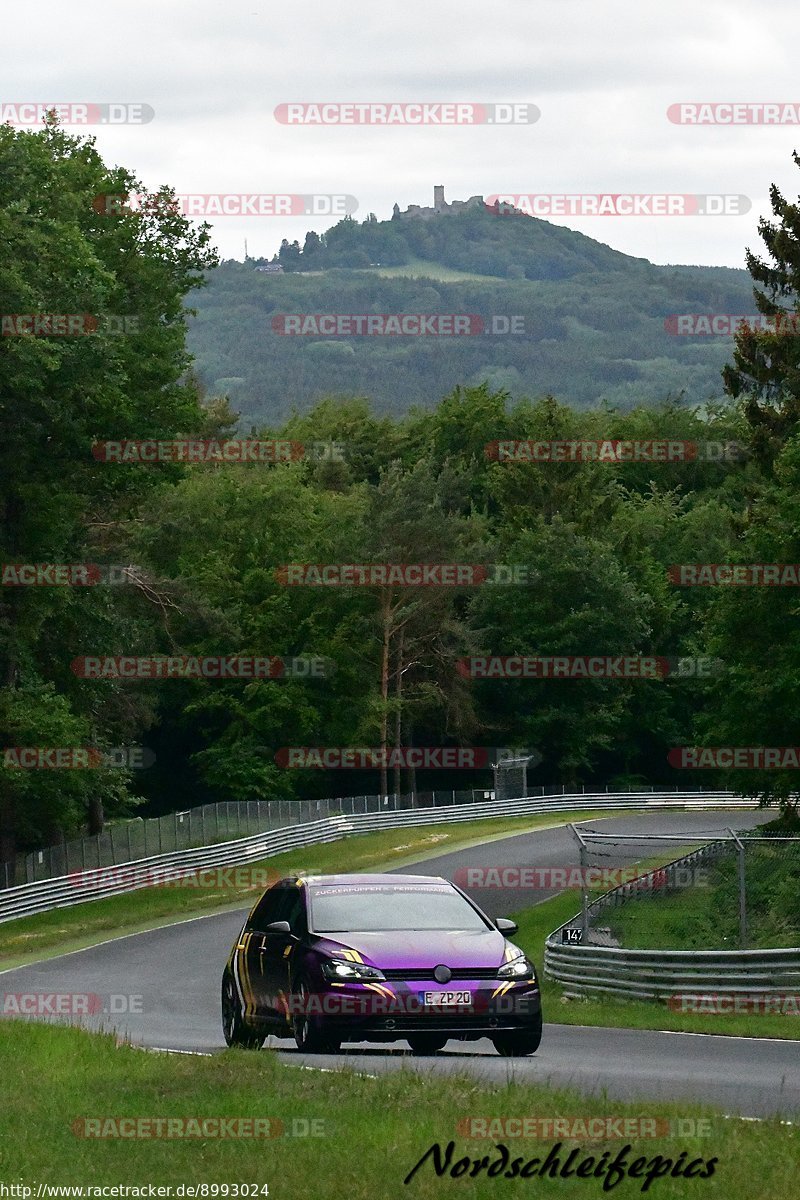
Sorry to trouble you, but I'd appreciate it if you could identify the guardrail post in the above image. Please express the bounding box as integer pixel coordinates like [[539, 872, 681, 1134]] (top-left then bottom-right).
[[728, 828, 747, 950]]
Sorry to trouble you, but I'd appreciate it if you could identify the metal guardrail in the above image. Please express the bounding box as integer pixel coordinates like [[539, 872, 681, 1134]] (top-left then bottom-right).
[[544, 833, 800, 999], [543, 943, 800, 1001], [0, 789, 753, 925]]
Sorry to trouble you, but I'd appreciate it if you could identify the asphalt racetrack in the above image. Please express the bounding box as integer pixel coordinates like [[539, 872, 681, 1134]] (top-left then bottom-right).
[[3, 809, 799, 1118]]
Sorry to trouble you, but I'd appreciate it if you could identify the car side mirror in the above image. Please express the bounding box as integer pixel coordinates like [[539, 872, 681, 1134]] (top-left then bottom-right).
[[254, 920, 292, 936], [496, 917, 518, 934]]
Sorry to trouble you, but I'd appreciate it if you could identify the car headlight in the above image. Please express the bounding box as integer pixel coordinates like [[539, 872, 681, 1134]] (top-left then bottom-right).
[[497, 954, 536, 980], [321, 959, 386, 981]]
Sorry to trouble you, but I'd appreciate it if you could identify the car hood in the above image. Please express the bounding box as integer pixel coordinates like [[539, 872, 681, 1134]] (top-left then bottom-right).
[[314, 927, 507, 970]]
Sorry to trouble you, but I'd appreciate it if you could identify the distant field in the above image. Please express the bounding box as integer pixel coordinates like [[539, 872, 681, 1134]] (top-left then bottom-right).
[[351, 257, 507, 283]]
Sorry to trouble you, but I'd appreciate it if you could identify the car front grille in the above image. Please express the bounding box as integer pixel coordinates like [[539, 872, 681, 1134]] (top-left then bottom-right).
[[379, 967, 499, 981]]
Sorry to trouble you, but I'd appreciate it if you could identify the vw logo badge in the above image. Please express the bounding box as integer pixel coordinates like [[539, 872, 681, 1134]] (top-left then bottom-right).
[[433, 964, 452, 983]]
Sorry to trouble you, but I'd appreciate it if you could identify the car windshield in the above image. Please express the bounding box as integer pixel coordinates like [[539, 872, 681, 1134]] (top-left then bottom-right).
[[308, 884, 490, 932]]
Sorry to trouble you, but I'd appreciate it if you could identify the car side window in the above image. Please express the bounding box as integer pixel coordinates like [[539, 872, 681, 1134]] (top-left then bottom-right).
[[282, 889, 307, 936], [269, 886, 306, 933], [249, 885, 282, 931]]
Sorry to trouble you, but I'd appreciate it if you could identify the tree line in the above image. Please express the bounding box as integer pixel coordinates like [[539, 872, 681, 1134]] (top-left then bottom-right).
[[2, 122, 800, 865]]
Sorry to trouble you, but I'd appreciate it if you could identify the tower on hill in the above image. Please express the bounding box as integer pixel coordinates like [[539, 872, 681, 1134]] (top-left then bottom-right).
[[394, 186, 485, 221]]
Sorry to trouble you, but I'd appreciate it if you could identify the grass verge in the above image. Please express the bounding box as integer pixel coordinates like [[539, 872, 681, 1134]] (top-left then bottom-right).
[[0, 811, 625, 972], [0, 1021, 796, 1197]]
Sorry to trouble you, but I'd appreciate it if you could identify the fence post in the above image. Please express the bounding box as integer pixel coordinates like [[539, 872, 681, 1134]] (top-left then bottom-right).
[[728, 828, 747, 950], [569, 823, 589, 944]]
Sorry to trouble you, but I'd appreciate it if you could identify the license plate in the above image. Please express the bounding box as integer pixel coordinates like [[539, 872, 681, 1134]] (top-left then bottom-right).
[[421, 990, 472, 1007]]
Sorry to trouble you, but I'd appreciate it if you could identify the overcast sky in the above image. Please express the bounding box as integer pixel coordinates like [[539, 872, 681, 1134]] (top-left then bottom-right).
[[5, 0, 800, 269]]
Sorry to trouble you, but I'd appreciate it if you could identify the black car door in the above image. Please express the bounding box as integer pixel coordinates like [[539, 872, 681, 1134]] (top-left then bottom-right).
[[260, 886, 306, 1026], [240, 885, 283, 1024]]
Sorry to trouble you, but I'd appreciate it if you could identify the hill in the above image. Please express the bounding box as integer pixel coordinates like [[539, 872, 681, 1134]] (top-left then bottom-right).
[[185, 203, 755, 424]]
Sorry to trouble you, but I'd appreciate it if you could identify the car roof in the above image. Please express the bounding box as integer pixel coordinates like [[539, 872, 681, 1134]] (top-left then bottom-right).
[[286, 872, 451, 888]]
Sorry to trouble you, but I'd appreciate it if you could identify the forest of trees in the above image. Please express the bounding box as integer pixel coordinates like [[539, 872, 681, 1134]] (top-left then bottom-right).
[[3, 122, 800, 871], [188, 214, 755, 421], [270, 206, 639, 276]]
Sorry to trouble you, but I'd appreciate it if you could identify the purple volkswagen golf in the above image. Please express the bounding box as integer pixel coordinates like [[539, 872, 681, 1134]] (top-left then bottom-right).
[[222, 873, 542, 1056]]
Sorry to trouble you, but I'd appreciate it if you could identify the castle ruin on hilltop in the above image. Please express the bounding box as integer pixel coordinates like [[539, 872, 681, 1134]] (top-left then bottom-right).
[[392, 185, 485, 220]]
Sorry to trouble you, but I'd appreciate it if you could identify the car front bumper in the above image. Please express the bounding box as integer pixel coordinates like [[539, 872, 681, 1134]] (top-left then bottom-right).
[[299, 979, 542, 1039]]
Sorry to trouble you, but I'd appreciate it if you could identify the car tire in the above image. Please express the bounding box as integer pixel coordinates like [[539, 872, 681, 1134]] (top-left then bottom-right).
[[292, 978, 341, 1054], [406, 1034, 448, 1055], [491, 1016, 542, 1057], [221, 970, 265, 1050]]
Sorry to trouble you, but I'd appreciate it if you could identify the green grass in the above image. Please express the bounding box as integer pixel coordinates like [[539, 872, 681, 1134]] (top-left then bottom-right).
[[0, 1021, 795, 1197], [608, 847, 800, 951], [511, 891, 800, 1040], [0, 811, 626, 971], [606, 885, 739, 951]]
